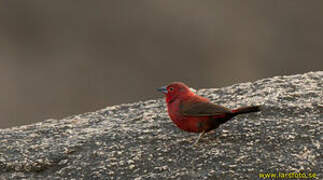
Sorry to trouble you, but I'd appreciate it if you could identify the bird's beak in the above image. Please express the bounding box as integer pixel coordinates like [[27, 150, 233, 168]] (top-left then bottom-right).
[[157, 86, 168, 94]]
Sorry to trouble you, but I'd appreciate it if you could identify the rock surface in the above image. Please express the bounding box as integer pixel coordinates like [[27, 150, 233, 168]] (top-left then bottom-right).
[[0, 72, 322, 180]]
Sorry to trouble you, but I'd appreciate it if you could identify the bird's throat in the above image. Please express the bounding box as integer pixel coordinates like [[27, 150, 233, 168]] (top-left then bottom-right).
[[166, 95, 177, 104]]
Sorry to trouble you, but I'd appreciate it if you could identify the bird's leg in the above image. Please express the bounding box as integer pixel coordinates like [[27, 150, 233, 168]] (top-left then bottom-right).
[[193, 130, 206, 146]]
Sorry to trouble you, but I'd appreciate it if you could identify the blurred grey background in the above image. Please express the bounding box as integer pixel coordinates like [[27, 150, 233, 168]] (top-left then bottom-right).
[[1, 1, 322, 128]]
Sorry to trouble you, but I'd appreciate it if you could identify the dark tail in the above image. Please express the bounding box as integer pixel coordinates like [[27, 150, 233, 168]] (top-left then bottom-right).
[[232, 105, 261, 115]]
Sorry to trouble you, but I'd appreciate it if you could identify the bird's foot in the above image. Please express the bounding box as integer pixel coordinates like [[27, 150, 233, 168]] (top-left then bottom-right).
[[192, 139, 200, 147], [192, 131, 206, 146]]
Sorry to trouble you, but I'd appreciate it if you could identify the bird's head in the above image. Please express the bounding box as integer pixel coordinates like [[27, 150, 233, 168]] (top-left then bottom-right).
[[157, 82, 195, 103]]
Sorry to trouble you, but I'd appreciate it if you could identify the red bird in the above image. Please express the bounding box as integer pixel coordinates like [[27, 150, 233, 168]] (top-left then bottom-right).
[[157, 82, 260, 145]]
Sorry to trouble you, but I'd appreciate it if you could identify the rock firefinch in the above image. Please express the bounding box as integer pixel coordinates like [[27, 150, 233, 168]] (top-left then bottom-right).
[[158, 82, 260, 145]]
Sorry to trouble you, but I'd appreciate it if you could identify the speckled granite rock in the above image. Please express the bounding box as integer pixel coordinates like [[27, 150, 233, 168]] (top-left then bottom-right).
[[0, 72, 322, 180]]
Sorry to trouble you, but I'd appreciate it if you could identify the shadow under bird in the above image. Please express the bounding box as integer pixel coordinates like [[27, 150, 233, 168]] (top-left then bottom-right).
[[157, 82, 261, 145]]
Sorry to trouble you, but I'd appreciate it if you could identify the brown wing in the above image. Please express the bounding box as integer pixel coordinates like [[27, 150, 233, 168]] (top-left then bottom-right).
[[180, 99, 232, 117]]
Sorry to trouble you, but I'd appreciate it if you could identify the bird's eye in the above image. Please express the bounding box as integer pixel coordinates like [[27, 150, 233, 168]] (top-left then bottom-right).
[[169, 87, 174, 92]]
